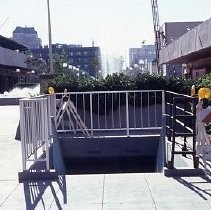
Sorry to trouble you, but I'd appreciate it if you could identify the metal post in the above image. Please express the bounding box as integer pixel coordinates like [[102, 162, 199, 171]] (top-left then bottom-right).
[[126, 92, 129, 136], [19, 100, 27, 171], [90, 93, 93, 137], [47, 0, 54, 74], [45, 109, 50, 171], [162, 90, 165, 116]]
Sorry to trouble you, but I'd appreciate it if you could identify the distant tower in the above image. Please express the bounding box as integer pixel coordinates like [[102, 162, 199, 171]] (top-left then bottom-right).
[[13, 26, 42, 49], [106, 55, 110, 75], [92, 39, 94, 47]]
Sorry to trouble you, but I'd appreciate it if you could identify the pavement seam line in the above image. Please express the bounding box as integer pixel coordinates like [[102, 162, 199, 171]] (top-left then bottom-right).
[[48, 187, 61, 210], [101, 174, 106, 210], [1, 183, 20, 206], [0, 179, 17, 182], [144, 174, 158, 210]]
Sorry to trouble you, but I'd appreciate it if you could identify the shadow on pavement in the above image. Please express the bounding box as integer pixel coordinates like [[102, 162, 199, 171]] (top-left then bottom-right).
[[23, 175, 67, 210], [173, 176, 211, 200], [15, 121, 20, 141]]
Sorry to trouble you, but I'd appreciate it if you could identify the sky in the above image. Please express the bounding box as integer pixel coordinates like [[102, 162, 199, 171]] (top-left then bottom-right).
[[0, 0, 211, 58]]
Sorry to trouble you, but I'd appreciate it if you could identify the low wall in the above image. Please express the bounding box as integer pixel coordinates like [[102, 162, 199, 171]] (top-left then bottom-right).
[[59, 135, 159, 159], [0, 97, 21, 105], [56, 135, 160, 174]]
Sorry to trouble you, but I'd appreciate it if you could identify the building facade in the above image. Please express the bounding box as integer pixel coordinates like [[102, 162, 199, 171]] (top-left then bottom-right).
[[159, 18, 211, 79], [31, 44, 101, 77], [0, 35, 31, 93], [129, 45, 156, 74], [13, 26, 42, 49], [160, 21, 203, 77]]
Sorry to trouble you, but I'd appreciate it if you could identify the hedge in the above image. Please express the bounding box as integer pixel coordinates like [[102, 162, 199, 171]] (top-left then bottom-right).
[[47, 72, 193, 95]]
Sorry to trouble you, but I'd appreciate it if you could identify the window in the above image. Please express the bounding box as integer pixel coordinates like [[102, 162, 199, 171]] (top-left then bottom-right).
[[70, 58, 73, 63]]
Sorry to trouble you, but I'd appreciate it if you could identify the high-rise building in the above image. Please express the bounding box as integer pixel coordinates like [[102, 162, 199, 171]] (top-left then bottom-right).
[[13, 26, 42, 49], [129, 45, 156, 74]]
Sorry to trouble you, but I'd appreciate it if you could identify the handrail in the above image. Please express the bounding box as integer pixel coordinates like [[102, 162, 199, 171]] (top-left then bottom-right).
[[19, 96, 51, 171], [50, 89, 164, 95], [53, 90, 165, 136]]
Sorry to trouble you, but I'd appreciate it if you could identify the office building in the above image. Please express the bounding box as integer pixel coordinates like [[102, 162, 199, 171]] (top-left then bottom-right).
[[129, 45, 156, 74], [31, 44, 101, 77], [0, 35, 31, 93], [13, 26, 42, 49]]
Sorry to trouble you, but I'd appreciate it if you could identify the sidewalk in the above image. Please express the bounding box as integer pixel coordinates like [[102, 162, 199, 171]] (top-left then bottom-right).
[[0, 106, 211, 210]]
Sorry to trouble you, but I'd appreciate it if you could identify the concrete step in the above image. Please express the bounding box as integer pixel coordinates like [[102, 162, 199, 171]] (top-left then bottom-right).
[[164, 167, 205, 177], [18, 171, 58, 183]]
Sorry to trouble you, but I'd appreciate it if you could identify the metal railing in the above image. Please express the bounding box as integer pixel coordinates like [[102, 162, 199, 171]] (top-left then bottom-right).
[[19, 97, 52, 171], [52, 90, 165, 137], [19, 90, 165, 171], [165, 91, 197, 169]]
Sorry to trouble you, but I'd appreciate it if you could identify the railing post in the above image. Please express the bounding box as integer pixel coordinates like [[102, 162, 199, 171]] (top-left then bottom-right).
[[19, 100, 27, 171], [44, 98, 50, 170], [126, 92, 129, 136], [52, 94, 57, 119], [47, 94, 55, 137], [45, 116, 50, 171], [32, 101, 37, 161], [90, 93, 93, 137], [162, 90, 165, 116]]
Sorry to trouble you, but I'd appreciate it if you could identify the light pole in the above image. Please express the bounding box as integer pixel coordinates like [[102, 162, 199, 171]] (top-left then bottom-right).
[[63, 63, 68, 68], [31, 70, 35, 83], [47, 0, 54, 74], [139, 59, 144, 72], [16, 68, 20, 83]]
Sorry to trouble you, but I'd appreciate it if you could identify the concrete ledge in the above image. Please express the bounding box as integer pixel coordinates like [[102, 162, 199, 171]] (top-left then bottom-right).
[[0, 97, 21, 105], [18, 171, 58, 183], [164, 168, 205, 177]]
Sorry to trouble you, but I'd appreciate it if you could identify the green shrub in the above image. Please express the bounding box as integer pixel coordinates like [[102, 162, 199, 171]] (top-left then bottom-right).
[[47, 72, 192, 94], [195, 73, 211, 89], [47, 72, 194, 114], [48, 74, 79, 93]]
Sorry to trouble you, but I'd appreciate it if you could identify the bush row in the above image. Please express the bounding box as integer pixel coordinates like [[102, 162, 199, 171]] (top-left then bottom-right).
[[47, 72, 211, 114], [47, 72, 193, 95]]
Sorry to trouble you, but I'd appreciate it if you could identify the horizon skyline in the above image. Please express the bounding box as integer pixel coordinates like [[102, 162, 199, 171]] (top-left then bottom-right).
[[1, 0, 211, 61]]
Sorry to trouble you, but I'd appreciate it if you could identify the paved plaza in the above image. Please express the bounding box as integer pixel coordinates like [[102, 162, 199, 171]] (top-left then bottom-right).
[[0, 106, 211, 210]]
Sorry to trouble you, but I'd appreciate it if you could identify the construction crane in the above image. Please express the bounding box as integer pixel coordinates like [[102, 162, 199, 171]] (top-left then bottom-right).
[[0, 17, 9, 31], [151, 0, 162, 75]]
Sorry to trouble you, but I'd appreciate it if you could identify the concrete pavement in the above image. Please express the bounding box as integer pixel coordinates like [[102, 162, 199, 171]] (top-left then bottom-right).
[[0, 106, 211, 210]]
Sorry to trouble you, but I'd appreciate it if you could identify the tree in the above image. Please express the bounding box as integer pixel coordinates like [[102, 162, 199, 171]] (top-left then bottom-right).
[[53, 53, 69, 75], [25, 56, 48, 75]]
